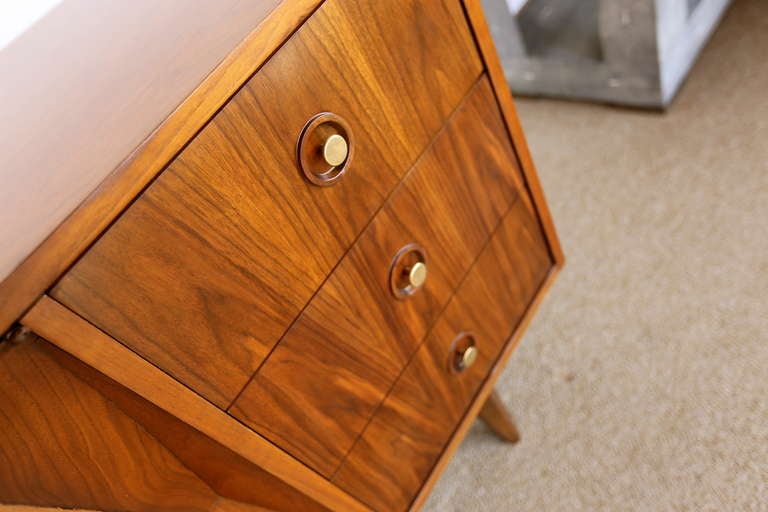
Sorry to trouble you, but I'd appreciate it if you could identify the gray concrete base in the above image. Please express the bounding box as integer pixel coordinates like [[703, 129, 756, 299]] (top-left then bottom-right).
[[482, 0, 732, 108]]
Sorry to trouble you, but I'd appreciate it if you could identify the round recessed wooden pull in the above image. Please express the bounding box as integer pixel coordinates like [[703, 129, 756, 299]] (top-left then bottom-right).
[[449, 332, 478, 373], [297, 112, 353, 186], [388, 243, 428, 299]]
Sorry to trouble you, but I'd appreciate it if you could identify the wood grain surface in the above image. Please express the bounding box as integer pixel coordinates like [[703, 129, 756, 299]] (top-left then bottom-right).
[[51, 0, 482, 408], [0, 0, 282, 282], [20, 296, 372, 512], [2, 2, 566, 510], [406, 4, 566, 508], [409, 268, 562, 512], [0, 507, 102, 512], [333, 198, 552, 512], [230, 77, 524, 477], [0, 0, 324, 336], [461, 0, 565, 267], [47, 340, 329, 512], [479, 389, 522, 443], [0, 334, 217, 512], [208, 499, 277, 512]]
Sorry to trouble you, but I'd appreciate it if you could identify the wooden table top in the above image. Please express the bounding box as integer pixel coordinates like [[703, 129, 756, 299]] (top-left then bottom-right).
[[0, 0, 281, 282]]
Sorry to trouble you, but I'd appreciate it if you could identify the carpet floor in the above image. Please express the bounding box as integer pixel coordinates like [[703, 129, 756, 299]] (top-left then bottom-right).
[[424, 0, 768, 510]]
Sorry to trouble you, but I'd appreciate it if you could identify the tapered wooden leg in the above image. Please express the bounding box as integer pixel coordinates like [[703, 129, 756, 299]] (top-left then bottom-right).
[[479, 390, 520, 443]]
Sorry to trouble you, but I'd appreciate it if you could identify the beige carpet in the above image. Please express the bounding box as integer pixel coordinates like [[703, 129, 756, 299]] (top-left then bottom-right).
[[425, 1, 768, 510]]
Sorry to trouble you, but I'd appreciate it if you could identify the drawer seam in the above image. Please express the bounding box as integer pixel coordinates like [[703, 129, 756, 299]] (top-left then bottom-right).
[[223, 70, 486, 412], [329, 190, 523, 482]]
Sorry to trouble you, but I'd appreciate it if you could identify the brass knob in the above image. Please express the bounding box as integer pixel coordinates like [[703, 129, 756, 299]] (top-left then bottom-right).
[[322, 133, 349, 167], [298, 112, 353, 186], [407, 261, 427, 289], [389, 243, 427, 299], [457, 345, 478, 371]]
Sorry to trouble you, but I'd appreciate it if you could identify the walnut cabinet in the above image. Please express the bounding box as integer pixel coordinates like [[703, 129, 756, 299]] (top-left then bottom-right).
[[0, 1, 563, 511]]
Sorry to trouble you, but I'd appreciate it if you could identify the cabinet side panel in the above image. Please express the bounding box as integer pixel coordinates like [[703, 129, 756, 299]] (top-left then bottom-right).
[[0, 334, 217, 512]]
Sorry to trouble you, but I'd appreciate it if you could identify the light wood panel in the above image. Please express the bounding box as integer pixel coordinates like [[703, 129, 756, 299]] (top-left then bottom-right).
[[333, 198, 552, 511], [20, 296, 372, 512], [51, 0, 483, 408], [0, 0, 283, 282], [0, 334, 217, 512], [230, 77, 523, 477], [0, 0, 325, 336]]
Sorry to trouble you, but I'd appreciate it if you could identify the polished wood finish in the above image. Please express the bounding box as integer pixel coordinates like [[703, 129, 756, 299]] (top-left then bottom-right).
[[0, 0, 325, 336], [334, 198, 551, 512], [230, 77, 522, 477], [0, 495, 274, 512], [479, 390, 521, 443], [209, 499, 276, 512], [404, 5, 566, 508], [52, 0, 482, 408], [0, 334, 217, 512], [20, 296, 371, 512], [0, 507, 101, 512], [462, 0, 565, 267], [0, 0, 284, 282], [3, 1, 564, 510], [409, 267, 561, 512], [47, 340, 329, 512]]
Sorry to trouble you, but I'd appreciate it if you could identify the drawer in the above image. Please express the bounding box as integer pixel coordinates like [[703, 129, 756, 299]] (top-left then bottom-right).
[[333, 198, 553, 512], [230, 77, 526, 476], [51, 0, 482, 408]]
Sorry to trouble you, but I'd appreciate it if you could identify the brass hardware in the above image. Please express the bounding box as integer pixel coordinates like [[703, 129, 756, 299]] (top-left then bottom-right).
[[322, 134, 348, 167], [457, 345, 478, 371], [298, 112, 354, 186], [449, 332, 478, 373], [389, 243, 428, 299], [406, 261, 427, 289]]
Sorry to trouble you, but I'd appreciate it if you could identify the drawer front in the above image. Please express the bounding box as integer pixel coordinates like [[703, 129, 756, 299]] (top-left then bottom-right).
[[230, 78, 525, 476], [333, 198, 553, 512], [52, 0, 482, 407]]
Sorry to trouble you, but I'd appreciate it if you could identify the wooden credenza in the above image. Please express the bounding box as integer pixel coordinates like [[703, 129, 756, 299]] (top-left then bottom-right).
[[0, 1, 563, 511]]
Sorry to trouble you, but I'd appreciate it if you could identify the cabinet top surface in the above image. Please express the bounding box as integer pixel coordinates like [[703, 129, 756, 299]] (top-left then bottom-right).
[[0, 0, 289, 281]]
